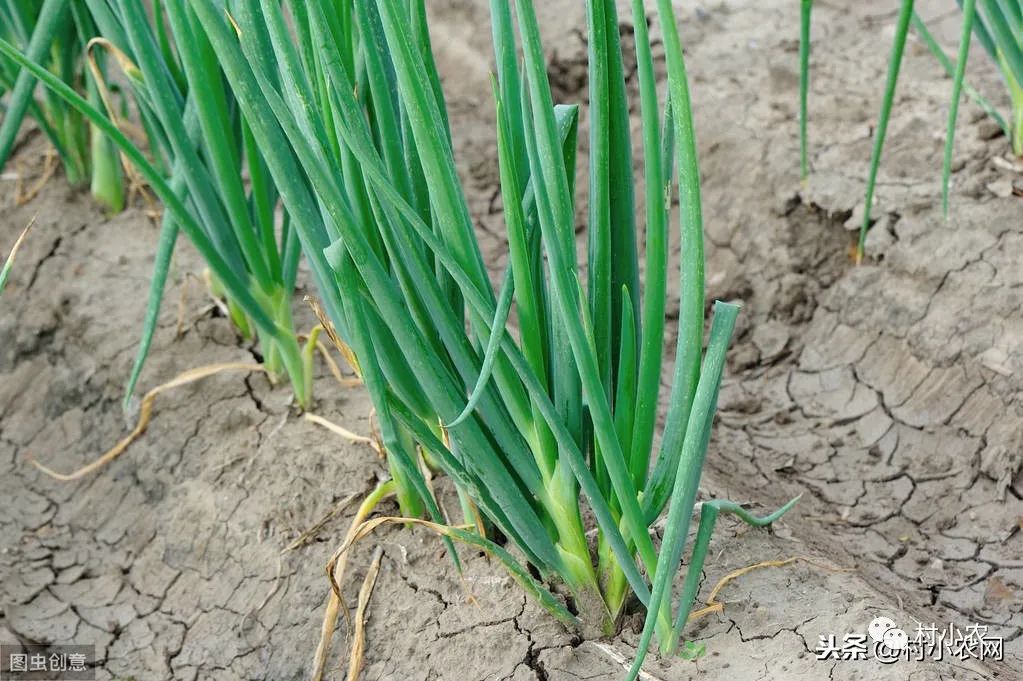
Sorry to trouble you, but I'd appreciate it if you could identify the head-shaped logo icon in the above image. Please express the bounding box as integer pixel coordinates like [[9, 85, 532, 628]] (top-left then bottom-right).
[[882, 628, 909, 651], [868, 616, 897, 643]]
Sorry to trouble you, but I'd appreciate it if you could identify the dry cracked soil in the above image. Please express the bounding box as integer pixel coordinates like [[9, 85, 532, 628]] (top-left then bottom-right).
[[1, 1, 1021, 680]]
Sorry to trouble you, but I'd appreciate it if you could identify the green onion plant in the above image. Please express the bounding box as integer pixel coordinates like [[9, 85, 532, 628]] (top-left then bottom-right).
[[1, 0, 798, 674], [934, 0, 1023, 208], [86, 0, 339, 409], [0, 1, 338, 410], [0, 0, 124, 212], [186, 0, 795, 672], [800, 1, 1023, 259]]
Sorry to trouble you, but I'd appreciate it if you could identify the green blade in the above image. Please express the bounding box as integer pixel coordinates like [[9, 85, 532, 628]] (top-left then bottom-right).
[[602, 1, 640, 370], [316, 53, 653, 605], [373, 0, 537, 445], [203, 0, 566, 575], [336, 252, 458, 557], [494, 79, 558, 481], [409, 0, 453, 149], [911, 12, 1007, 135], [514, 0, 659, 578], [626, 301, 739, 681], [445, 264, 515, 429], [316, 67, 547, 502], [0, 36, 281, 341], [958, 0, 998, 63], [117, 1, 249, 277], [165, 0, 274, 287], [982, 0, 1023, 85], [489, 0, 527, 186], [627, 0, 668, 489], [586, 0, 613, 394], [666, 496, 800, 654], [374, 0, 488, 293], [355, 0, 413, 201], [0, 0, 70, 170], [942, 0, 978, 218], [123, 208, 179, 407], [388, 393, 554, 574], [643, 0, 708, 522], [152, 0, 187, 91], [992, 0, 1023, 50], [614, 289, 638, 484], [185, 0, 345, 338], [800, 0, 812, 179], [242, 119, 284, 283], [857, 0, 915, 262], [329, 235, 564, 576]]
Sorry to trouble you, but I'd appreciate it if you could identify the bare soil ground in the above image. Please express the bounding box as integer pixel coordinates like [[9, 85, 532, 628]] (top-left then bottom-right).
[[1, 1, 1020, 680]]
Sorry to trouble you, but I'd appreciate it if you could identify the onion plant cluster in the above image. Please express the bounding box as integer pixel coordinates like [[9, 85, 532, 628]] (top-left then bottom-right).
[[800, 0, 1023, 260], [1, 0, 347, 409], [0, 0, 124, 211], [85, 0, 320, 408], [0, 0, 798, 675]]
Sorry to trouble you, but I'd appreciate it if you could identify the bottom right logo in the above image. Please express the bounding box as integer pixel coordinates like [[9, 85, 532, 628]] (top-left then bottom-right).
[[816, 614, 1004, 664]]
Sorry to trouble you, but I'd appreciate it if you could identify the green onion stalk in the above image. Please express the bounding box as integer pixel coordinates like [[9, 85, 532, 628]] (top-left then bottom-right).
[[87, 0, 336, 409], [801, 0, 1023, 256], [191, 0, 797, 670], [0, 0, 798, 673], [0, 0, 124, 211], [0, 1, 334, 410], [203, 0, 796, 666], [72, 2, 124, 213], [959, 0, 1023, 157], [999, 52, 1023, 156]]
